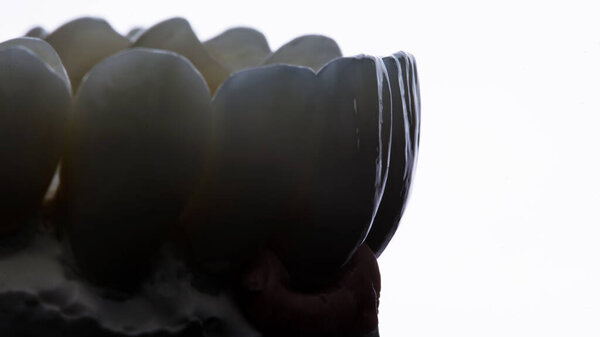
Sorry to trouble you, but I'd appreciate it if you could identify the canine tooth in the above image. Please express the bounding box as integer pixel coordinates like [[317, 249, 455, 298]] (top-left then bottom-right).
[[45, 17, 130, 92], [204, 27, 271, 72], [65, 48, 212, 288], [0, 46, 70, 235], [263, 35, 342, 71], [133, 17, 230, 94]]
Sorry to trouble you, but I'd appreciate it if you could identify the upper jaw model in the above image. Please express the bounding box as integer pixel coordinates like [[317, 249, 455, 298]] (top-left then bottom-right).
[[0, 16, 420, 337]]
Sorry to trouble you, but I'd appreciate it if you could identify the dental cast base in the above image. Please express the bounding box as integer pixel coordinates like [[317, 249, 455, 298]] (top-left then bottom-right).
[[0, 17, 420, 337]]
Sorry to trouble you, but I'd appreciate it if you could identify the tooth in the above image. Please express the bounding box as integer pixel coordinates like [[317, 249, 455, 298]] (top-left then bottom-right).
[[45, 17, 130, 92], [263, 35, 342, 71], [277, 56, 393, 286], [133, 17, 230, 94], [365, 52, 421, 257], [0, 44, 70, 236], [65, 48, 212, 288], [126, 27, 144, 42], [181, 64, 319, 272], [25, 26, 47, 39], [182, 56, 393, 287], [204, 27, 271, 72], [0, 37, 71, 92]]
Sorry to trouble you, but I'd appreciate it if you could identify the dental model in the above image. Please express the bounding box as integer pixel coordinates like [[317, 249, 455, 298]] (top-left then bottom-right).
[[0, 17, 420, 337]]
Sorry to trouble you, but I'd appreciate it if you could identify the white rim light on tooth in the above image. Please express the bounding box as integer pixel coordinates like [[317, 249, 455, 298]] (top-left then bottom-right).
[[263, 35, 342, 72], [204, 27, 271, 72], [0, 37, 71, 92], [133, 17, 230, 94], [45, 17, 130, 92], [365, 53, 420, 257], [279, 56, 393, 285]]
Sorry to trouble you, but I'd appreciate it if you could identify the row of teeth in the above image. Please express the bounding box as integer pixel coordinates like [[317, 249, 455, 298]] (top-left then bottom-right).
[[0, 16, 420, 332], [24, 17, 344, 94]]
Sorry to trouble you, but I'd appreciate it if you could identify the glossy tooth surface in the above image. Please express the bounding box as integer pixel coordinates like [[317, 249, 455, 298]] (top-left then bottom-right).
[[365, 52, 421, 257], [65, 49, 211, 287], [134, 17, 230, 94], [25, 26, 47, 39], [277, 56, 393, 287], [0, 46, 70, 235], [204, 27, 271, 72], [45, 17, 130, 91], [182, 64, 319, 272], [0, 38, 71, 92], [263, 35, 342, 72]]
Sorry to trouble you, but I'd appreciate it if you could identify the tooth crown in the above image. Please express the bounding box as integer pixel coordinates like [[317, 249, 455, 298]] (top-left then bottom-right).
[[25, 26, 47, 39], [263, 34, 342, 71], [366, 52, 421, 257], [64, 48, 211, 287], [182, 64, 320, 271], [45, 17, 130, 92], [0, 37, 71, 92], [279, 56, 393, 285], [204, 27, 271, 72], [133, 18, 230, 94], [0, 43, 70, 235]]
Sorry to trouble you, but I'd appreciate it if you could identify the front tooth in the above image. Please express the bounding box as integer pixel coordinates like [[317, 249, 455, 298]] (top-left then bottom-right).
[[365, 52, 421, 257], [263, 35, 342, 72], [25, 26, 47, 39], [45, 17, 130, 92], [0, 45, 70, 236], [64, 48, 212, 288], [0, 37, 71, 92], [181, 64, 319, 272], [133, 17, 230, 94], [277, 56, 393, 287], [204, 27, 271, 72]]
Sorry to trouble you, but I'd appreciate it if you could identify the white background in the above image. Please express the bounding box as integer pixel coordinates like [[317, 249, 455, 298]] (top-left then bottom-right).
[[2, 0, 600, 336]]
